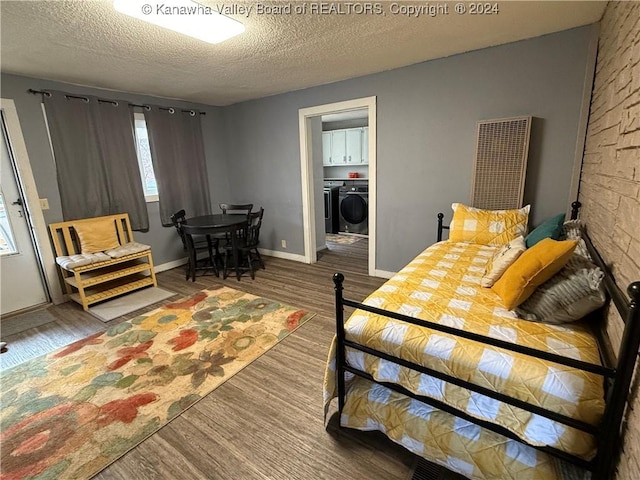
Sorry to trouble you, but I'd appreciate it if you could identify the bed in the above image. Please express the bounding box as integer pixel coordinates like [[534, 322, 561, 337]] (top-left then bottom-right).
[[323, 202, 640, 480]]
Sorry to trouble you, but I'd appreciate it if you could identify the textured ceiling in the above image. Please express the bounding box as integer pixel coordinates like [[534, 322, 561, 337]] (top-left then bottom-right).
[[0, 1, 606, 106]]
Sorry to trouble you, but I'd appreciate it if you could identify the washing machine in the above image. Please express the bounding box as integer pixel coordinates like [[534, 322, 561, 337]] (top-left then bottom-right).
[[339, 184, 368, 235], [324, 183, 341, 233]]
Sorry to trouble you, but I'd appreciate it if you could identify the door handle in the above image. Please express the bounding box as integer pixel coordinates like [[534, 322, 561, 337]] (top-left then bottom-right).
[[12, 198, 23, 206]]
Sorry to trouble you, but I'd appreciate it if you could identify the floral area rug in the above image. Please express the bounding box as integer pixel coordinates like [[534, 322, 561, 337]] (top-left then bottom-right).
[[0, 286, 315, 480], [326, 233, 361, 245]]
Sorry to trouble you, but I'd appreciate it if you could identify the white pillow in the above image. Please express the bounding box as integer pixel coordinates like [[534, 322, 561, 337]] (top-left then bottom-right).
[[480, 236, 526, 287]]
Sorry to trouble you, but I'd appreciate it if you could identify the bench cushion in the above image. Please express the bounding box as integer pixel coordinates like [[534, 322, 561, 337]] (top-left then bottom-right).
[[104, 242, 150, 258], [56, 252, 111, 271]]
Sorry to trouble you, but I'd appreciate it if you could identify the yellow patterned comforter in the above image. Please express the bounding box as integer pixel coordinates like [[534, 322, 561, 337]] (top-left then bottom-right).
[[323, 241, 605, 479]]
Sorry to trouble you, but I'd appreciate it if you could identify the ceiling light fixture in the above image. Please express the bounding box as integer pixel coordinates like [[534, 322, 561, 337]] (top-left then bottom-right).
[[113, 0, 245, 44]]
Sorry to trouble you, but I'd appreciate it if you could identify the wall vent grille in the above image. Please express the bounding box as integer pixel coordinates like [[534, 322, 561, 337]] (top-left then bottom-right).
[[470, 116, 531, 210]]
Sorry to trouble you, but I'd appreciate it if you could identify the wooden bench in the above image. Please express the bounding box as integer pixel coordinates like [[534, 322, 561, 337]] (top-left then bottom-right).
[[49, 213, 157, 311]]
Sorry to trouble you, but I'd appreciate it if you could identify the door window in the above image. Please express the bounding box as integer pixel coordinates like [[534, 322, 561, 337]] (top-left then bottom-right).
[[0, 192, 17, 255]]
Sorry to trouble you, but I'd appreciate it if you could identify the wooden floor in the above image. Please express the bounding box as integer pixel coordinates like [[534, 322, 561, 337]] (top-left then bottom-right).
[[2, 238, 418, 480]]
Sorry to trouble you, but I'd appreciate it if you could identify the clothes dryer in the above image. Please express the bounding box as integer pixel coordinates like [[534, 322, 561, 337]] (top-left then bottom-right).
[[338, 185, 368, 235]]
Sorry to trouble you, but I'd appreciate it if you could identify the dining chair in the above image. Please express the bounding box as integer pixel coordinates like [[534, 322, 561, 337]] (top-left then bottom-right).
[[181, 224, 227, 281], [219, 203, 253, 216], [218, 203, 253, 251], [170, 209, 189, 249], [223, 207, 265, 280], [171, 210, 217, 280]]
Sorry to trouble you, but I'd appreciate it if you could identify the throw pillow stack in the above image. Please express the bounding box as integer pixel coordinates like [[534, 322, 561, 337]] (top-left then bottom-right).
[[449, 204, 605, 324]]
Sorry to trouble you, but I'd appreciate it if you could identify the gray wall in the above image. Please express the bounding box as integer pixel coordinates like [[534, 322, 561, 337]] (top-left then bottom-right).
[[1, 25, 596, 274], [0, 74, 230, 266], [221, 25, 596, 272]]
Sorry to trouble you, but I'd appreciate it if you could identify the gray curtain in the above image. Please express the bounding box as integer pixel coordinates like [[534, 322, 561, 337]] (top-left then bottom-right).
[[44, 91, 149, 230], [143, 106, 212, 226]]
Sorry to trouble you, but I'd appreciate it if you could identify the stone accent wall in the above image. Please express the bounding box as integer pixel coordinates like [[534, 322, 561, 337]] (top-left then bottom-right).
[[579, 2, 640, 479]]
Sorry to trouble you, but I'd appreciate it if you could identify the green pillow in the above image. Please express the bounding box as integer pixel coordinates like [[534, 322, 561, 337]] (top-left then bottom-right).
[[525, 213, 565, 248]]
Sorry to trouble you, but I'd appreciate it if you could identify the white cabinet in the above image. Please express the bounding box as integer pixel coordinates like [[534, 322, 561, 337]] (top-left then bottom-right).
[[346, 128, 362, 164], [331, 130, 347, 164], [323, 127, 368, 165], [362, 127, 369, 164], [322, 132, 332, 166]]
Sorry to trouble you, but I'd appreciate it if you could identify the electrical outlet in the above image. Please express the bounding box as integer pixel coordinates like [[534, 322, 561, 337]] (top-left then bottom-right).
[[281, 240, 287, 248], [39, 198, 50, 210]]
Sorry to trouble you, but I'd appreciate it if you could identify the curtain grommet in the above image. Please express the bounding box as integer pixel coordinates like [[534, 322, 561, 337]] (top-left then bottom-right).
[[168, 107, 175, 114]]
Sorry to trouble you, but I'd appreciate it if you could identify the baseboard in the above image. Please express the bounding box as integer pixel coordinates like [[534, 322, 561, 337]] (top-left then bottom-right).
[[154, 257, 187, 273], [373, 269, 396, 279], [258, 248, 307, 263], [153, 251, 308, 273]]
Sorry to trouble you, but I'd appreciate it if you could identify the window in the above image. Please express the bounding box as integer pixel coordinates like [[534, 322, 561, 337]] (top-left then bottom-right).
[[133, 112, 159, 202], [0, 192, 17, 255]]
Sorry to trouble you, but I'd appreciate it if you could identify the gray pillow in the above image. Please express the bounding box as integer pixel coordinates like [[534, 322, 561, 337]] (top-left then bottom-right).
[[560, 220, 591, 260], [561, 219, 583, 240], [516, 254, 605, 324]]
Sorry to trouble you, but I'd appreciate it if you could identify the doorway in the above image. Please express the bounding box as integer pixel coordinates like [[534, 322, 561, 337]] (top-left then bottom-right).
[[298, 96, 377, 275], [0, 99, 61, 316], [322, 109, 369, 238]]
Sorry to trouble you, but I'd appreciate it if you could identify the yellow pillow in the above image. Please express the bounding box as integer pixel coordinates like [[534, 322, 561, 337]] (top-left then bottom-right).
[[449, 203, 530, 246], [481, 236, 526, 287], [74, 218, 120, 253], [491, 238, 577, 310]]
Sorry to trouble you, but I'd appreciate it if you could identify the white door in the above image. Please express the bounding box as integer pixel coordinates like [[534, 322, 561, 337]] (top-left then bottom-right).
[[0, 114, 49, 315]]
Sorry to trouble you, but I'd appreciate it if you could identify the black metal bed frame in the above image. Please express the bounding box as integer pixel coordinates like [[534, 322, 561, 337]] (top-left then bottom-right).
[[332, 202, 640, 479]]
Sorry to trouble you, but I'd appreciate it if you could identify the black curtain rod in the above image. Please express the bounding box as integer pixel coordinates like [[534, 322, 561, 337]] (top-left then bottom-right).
[[27, 89, 206, 115]]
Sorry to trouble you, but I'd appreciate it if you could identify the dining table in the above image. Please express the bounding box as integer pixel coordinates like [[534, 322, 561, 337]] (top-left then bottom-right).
[[184, 214, 248, 280]]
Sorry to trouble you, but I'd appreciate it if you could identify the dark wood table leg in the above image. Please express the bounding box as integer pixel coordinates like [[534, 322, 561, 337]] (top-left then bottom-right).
[[231, 228, 241, 281]]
